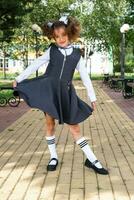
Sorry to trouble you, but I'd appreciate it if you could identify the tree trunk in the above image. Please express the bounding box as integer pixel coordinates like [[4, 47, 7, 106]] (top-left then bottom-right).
[[3, 48, 6, 80]]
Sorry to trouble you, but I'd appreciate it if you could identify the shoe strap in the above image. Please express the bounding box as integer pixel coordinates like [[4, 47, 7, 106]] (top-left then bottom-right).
[[92, 160, 99, 165], [48, 158, 58, 164]]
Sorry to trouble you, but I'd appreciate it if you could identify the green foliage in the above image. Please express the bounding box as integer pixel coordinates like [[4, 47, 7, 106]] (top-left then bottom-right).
[[0, 89, 13, 99], [0, 80, 13, 99], [0, 72, 20, 80], [0, 0, 77, 73], [114, 62, 134, 73], [0, 0, 133, 76], [77, 1, 127, 49], [30, 0, 75, 25], [73, 0, 134, 71], [0, 0, 41, 40]]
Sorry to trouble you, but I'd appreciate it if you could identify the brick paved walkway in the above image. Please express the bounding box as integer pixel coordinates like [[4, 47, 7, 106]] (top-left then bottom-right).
[[0, 81, 134, 200], [0, 101, 30, 133], [101, 81, 134, 121]]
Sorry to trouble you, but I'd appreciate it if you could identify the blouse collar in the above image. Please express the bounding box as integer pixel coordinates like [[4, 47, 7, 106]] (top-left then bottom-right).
[[55, 43, 73, 49]]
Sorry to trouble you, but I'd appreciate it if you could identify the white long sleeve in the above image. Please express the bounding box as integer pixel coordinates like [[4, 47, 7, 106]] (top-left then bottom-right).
[[15, 46, 51, 83], [76, 56, 97, 102]]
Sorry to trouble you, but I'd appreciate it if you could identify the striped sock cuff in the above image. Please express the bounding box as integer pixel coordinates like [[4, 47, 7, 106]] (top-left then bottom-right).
[[46, 135, 56, 145], [76, 137, 88, 148]]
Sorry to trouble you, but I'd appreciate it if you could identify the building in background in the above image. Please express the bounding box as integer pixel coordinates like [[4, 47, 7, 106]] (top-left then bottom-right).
[[86, 51, 113, 75], [0, 51, 48, 75], [73, 41, 113, 75], [0, 40, 113, 76]]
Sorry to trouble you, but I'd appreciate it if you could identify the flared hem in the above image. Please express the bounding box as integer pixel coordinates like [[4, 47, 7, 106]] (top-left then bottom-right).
[[64, 112, 92, 125], [21, 99, 92, 125], [14, 76, 93, 125]]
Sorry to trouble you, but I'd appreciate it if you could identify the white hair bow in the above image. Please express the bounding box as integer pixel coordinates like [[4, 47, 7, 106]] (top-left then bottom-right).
[[47, 22, 53, 28], [47, 15, 68, 28], [59, 15, 68, 25]]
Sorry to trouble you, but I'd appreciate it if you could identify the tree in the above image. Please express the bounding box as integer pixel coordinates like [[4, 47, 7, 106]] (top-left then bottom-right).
[[29, 0, 75, 25], [125, 0, 134, 53], [0, 0, 42, 78], [0, 0, 41, 40], [71, 0, 133, 72], [0, 0, 76, 77]]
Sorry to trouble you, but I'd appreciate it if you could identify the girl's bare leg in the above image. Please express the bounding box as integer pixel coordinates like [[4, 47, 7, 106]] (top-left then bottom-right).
[[44, 113, 55, 136], [68, 123, 82, 141]]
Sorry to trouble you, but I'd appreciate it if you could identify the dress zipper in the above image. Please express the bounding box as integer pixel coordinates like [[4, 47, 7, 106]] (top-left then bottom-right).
[[59, 49, 67, 79]]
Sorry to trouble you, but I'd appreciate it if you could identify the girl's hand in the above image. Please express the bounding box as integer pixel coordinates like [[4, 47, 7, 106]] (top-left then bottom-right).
[[91, 101, 96, 111], [13, 80, 17, 88]]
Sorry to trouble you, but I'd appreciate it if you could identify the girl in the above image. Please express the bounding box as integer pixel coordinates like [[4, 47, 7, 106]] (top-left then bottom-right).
[[13, 16, 108, 175]]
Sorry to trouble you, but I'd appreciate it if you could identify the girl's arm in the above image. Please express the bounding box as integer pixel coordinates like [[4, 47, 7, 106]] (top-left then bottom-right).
[[15, 46, 51, 83], [76, 56, 97, 103]]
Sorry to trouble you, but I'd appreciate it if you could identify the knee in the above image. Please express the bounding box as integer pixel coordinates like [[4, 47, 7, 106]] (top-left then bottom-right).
[[69, 124, 80, 135], [68, 124, 81, 141]]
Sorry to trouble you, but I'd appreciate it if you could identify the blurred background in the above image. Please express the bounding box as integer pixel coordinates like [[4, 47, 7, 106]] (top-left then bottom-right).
[[0, 0, 133, 81]]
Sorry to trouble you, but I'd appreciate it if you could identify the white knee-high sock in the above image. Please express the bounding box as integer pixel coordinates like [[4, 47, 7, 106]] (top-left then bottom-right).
[[76, 137, 102, 168], [45, 135, 58, 165]]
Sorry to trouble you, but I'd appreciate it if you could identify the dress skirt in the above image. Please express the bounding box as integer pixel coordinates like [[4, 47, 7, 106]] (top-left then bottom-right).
[[14, 75, 93, 124]]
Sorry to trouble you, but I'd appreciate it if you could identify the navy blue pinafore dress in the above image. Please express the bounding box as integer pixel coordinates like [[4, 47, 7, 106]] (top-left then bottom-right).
[[14, 43, 93, 124]]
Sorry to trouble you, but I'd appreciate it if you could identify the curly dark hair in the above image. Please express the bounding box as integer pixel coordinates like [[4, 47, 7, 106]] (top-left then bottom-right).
[[41, 16, 81, 42]]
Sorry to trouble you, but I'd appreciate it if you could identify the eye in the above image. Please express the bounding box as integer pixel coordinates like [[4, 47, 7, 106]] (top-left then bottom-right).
[[55, 35, 59, 38], [62, 33, 67, 37]]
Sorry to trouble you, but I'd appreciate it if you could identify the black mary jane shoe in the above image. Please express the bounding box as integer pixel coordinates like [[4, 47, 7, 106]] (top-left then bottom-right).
[[47, 158, 58, 171], [84, 159, 109, 175]]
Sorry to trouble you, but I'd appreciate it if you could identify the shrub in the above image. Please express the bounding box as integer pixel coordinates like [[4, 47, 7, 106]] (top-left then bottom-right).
[[114, 61, 134, 73]]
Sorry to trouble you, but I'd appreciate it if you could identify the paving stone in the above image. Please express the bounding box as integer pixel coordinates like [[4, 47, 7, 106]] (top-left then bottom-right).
[[0, 80, 134, 200]]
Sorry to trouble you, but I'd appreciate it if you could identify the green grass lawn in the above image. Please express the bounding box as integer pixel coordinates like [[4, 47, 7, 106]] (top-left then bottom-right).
[[0, 81, 12, 87], [1, 72, 134, 84], [1, 71, 134, 82], [0, 72, 18, 80]]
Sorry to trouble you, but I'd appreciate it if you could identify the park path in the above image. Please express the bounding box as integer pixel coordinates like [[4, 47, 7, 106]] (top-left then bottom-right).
[[102, 81, 134, 121], [0, 102, 30, 133], [0, 80, 134, 200]]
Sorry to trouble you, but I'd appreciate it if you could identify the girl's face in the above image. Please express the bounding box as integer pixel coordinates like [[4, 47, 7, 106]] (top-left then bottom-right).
[[53, 27, 70, 47]]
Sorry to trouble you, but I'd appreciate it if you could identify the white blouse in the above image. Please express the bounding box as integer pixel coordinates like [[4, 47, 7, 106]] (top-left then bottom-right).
[[15, 45, 97, 102]]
